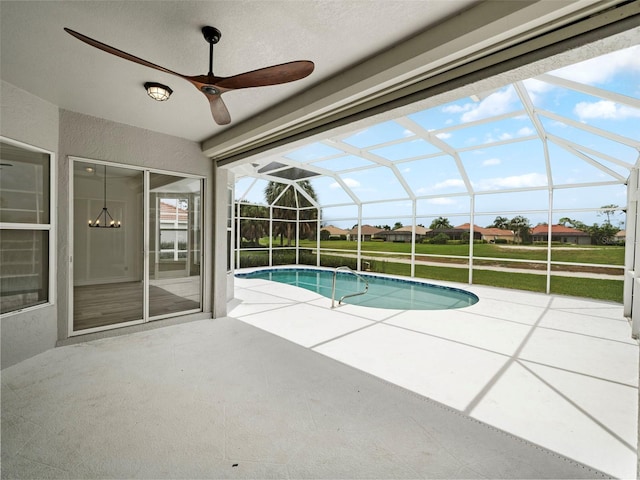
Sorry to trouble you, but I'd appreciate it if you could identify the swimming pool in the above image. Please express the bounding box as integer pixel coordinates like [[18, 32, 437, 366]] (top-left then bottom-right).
[[236, 267, 478, 310]]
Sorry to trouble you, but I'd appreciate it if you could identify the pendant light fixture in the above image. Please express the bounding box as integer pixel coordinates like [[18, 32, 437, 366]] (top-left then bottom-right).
[[88, 165, 121, 228]]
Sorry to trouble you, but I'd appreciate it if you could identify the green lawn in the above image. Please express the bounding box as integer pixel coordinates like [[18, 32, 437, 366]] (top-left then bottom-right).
[[238, 240, 625, 303], [296, 239, 625, 265]]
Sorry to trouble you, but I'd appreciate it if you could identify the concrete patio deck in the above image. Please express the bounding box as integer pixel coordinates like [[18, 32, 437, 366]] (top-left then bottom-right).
[[1, 275, 637, 479], [232, 272, 638, 479]]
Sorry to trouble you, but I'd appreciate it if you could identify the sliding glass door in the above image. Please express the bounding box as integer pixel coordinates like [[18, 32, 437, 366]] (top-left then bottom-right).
[[72, 160, 202, 333], [148, 173, 202, 319]]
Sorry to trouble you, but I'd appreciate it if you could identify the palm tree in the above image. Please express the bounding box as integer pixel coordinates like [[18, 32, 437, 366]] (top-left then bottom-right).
[[488, 216, 510, 229], [264, 180, 319, 246], [430, 216, 452, 229], [509, 215, 531, 244], [237, 203, 268, 246], [598, 204, 619, 225]]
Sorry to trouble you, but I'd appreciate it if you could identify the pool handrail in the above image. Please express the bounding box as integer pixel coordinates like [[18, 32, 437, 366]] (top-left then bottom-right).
[[331, 266, 369, 308]]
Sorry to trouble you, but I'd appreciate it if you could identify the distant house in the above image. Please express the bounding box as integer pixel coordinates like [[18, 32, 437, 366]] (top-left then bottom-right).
[[428, 223, 483, 241], [376, 225, 431, 242], [347, 224, 385, 242], [477, 226, 515, 243], [615, 230, 626, 244], [530, 224, 591, 245], [320, 225, 349, 239]]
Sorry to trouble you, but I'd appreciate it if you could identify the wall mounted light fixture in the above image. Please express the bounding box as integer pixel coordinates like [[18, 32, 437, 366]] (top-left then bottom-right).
[[144, 82, 173, 101]]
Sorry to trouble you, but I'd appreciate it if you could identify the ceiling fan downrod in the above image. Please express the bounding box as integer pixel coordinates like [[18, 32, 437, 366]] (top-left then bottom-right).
[[202, 26, 221, 77]]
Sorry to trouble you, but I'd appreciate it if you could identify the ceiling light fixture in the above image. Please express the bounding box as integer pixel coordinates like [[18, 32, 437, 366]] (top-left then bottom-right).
[[144, 82, 173, 101], [88, 165, 121, 228]]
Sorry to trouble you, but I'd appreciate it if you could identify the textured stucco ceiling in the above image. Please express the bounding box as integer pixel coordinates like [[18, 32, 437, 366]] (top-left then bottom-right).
[[0, 0, 476, 143]]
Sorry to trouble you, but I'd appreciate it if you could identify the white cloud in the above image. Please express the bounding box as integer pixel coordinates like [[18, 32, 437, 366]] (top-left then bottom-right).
[[575, 100, 640, 120], [442, 103, 473, 114], [474, 173, 547, 190], [461, 86, 518, 123], [435, 132, 452, 140], [551, 45, 640, 85], [433, 178, 465, 189], [402, 167, 411, 173], [517, 127, 535, 136], [498, 132, 512, 141], [330, 178, 361, 189], [483, 158, 501, 166], [402, 129, 414, 137], [521, 78, 555, 104]]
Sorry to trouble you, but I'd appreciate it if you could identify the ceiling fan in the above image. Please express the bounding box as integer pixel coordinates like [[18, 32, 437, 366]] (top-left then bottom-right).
[[64, 26, 314, 126]]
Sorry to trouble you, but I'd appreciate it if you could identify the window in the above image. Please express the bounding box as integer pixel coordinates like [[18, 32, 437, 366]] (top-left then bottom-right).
[[0, 140, 53, 314], [158, 198, 190, 261]]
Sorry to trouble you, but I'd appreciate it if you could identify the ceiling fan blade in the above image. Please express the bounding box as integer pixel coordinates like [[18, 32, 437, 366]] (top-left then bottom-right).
[[216, 61, 314, 89], [208, 94, 231, 125], [64, 28, 186, 79]]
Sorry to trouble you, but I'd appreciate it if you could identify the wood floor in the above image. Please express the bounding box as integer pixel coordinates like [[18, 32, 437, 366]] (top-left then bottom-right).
[[74, 279, 200, 330]]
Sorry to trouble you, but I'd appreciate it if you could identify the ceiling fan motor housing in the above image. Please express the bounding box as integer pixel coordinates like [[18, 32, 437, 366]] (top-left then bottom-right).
[[202, 26, 221, 44]]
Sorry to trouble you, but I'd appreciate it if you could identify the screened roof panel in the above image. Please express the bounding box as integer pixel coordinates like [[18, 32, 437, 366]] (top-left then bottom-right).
[[459, 139, 548, 192], [284, 142, 344, 162], [342, 120, 414, 148], [538, 116, 638, 164], [407, 103, 459, 132], [528, 80, 640, 137], [309, 154, 375, 172], [399, 156, 467, 196], [370, 138, 443, 161], [446, 85, 524, 125], [232, 44, 638, 224], [236, 177, 270, 204], [569, 145, 633, 178], [309, 176, 355, 206], [548, 45, 640, 98], [443, 114, 535, 149], [546, 142, 624, 185], [406, 86, 523, 131], [338, 167, 408, 202]]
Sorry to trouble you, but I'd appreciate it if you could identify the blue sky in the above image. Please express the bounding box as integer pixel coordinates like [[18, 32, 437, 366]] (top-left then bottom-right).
[[235, 45, 640, 230]]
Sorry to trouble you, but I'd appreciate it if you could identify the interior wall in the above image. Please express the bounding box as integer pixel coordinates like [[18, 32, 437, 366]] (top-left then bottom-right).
[[73, 169, 143, 286], [0, 80, 59, 368], [58, 109, 215, 341]]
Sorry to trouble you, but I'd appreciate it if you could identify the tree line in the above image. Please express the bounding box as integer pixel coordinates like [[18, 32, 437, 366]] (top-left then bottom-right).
[[237, 181, 318, 246], [237, 180, 623, 246]]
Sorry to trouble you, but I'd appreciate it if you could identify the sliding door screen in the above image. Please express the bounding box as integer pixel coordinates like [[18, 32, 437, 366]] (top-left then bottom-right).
[[149, 173, 202, 318]]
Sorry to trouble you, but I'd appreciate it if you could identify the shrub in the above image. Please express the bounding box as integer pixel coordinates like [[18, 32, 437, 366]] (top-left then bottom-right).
[[431, 233, 450, 244]]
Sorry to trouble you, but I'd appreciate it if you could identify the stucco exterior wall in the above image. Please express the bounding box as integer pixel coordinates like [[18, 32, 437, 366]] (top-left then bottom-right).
[[0, 82, 225, 368], [57, 109, 216, 341], [1, 81, 60, 368]]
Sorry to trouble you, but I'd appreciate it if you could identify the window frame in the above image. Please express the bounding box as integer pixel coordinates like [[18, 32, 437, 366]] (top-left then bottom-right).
[[0, 137, 56, 317]]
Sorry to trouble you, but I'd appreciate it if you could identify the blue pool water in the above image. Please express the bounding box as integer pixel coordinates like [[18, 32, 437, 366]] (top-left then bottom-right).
[[236, 268, 478, 310]]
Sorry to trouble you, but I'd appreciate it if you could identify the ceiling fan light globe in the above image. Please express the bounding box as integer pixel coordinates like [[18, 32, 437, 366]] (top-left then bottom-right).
[[144, 82, 173, 101]]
